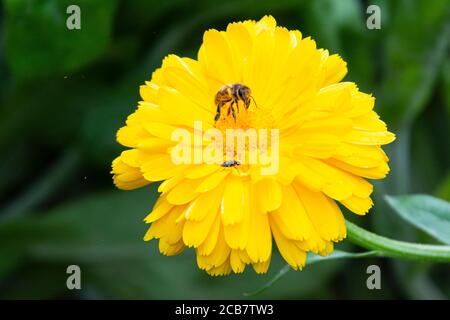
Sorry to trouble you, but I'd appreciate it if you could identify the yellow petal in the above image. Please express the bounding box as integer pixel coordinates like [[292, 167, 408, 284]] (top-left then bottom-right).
[[200, 29, 236, 84], [166, 178, 202, 205], [140, 82, 159, 102], [291, 133, 341, 159], [117, 126, 149, 148], [326, 158, 390, 179], [144, 205, 186, 241], [112, 155, 150, 190], [161, 55, 213, 112], [145, 122, 181, 140], [298, 117, 352, 136], [294, 183, 346, 242], [292, 161, 324, 192], [184, 182, 224, 221], [223, 182, 251, 249], [344, 130, 396, 146], [225, 22, 253, 83], [159, 238, 185, 256], [184, 164, 221, 179], [183, 209, 218, 248], [252, 256, 271, 274], [245, 28, 276, 102], [270, 185, 311, 240], [198, 226, 231, 268], [333, 143, 388, 169], [205, 258, 232, 276], [221, 175, 245, 225], [164, 207, 186, 245], [230, 250, 246, 273], [352, 112, 387, 132], [270, 217, 306, 270], [340, 195, 374, 215], [320, 53, 347, 87], [144, 196, 173, 223], [158, 174, 184, 194], [157, 86, 214, 126], [195, 170, 229, 193], [119, 149, 148, 167], [254, 178, 282, 212], [296, 226, 330, 254], [141, 155, 187, 182], [246, 187, 272, 263], [137, 137, 171, 153], [197, 213, 221, 256], [300, 157, 373, 200], [300, 157, 353, 200]]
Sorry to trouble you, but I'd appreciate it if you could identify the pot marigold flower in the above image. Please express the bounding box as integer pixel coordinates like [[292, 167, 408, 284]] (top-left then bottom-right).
[[111, 16, 395, 276]]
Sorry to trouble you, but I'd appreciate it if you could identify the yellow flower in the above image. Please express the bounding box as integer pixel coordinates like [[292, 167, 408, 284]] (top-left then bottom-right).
[[111, 16, 395, 276]]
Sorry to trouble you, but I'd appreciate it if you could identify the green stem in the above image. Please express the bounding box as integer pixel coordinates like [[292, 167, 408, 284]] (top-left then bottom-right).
[[346, 220, 450, 262]]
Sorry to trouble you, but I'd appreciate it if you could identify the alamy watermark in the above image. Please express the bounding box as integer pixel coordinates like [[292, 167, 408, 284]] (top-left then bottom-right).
[[66, 265, 81, 290], [366, 264, 381, 290], [366, 5, 381, 30], [170, 121, 279, 175], [66, 5, 81, 30]]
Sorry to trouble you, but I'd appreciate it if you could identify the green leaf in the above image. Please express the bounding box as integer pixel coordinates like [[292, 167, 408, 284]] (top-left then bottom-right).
[[244, 250, 380, 296], [386, 195, 450, 245], [378, 0, 450, 127], [4, 0, 118, 80]]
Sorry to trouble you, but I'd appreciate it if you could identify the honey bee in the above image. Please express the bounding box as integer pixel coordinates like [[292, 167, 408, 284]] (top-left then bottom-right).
[[214, 83, 255, 121]]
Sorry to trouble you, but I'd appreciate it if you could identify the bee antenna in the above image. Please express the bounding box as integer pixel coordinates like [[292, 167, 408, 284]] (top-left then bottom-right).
[[250, 96, 258, 108]]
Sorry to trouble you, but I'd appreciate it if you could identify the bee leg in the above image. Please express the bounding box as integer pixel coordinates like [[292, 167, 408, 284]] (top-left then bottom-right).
[[214, 104, 221, 121], [229, 102, 237, 121]]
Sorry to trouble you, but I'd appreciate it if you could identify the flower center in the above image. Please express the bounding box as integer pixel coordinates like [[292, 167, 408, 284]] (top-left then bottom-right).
[[213, 85, 275, 175], [214, 100, 255, 131], [213, 84, 272, 131]]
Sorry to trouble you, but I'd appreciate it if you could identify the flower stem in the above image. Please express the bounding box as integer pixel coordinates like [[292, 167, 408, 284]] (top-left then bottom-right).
[[346, 220, 450, 262]]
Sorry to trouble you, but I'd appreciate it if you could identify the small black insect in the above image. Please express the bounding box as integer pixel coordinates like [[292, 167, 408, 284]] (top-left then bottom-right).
[[221, 160, 241, 167]]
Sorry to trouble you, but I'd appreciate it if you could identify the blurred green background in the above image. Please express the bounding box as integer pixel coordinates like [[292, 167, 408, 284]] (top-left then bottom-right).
[[0, 0, 449, 299]]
